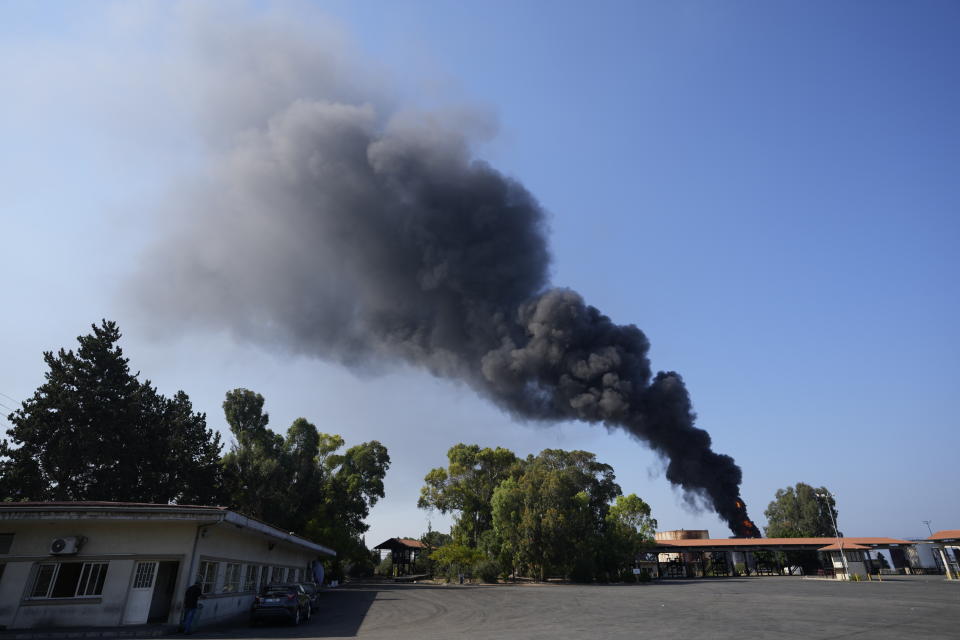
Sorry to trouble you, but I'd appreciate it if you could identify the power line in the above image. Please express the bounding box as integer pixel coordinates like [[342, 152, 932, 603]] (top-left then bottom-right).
[[0, 391, 20, 416]]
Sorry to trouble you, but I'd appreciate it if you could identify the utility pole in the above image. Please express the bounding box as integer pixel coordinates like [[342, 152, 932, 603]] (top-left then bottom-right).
[[816, 491, 849, 579]]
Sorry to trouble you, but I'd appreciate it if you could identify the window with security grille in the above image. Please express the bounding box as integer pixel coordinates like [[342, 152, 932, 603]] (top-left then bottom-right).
[[133, 562, 156, 588], [270, 566, 285, 583], [78, 562, 108, 595], [222, 563, 241, 592], [196, 561, 219, 594], [243, 564, 260, 591], [29, 562, 108, 598]]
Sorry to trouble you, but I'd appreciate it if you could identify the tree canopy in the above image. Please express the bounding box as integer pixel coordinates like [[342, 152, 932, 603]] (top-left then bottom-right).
[[220, 388, 390, 576], [0, 320, 222, 504], [421, 444, 656, 582], [417, 443, 520, 545], [0, 322, 392, 580], [763, 482, 838, 538], [763, 482, 840, 575]]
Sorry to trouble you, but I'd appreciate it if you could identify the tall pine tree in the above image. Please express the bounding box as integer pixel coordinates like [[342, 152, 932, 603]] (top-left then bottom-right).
[[0, 320, 222, 504]]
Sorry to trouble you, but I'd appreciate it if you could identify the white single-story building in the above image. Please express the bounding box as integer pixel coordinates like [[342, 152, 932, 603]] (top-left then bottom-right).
[[0, 502, 335, 630]]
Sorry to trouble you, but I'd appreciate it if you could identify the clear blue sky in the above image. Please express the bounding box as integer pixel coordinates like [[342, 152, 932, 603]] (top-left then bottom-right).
[[1, 1, 957, 544]]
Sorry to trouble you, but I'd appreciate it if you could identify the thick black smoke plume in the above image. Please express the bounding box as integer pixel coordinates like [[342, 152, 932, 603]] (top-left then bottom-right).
[[131, 9, 758, 535]]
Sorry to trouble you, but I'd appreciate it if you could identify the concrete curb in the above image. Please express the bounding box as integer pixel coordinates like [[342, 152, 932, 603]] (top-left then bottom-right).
[[1, 626, 176, 640]]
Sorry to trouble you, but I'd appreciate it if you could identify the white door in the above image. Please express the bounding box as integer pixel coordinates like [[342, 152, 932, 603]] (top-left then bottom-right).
[[123, 561, 158, 624]]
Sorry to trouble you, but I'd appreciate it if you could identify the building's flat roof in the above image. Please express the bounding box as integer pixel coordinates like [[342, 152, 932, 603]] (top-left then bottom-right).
[[928, 530, 960, 542], [0, 501, 335, 556], [650, 536, 911, 552]]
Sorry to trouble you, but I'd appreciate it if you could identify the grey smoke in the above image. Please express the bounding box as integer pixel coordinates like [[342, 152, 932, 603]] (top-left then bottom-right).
[[132, 10, 757, 534]]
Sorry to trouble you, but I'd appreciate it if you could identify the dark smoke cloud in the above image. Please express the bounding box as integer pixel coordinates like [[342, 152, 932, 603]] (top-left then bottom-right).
[[130, 7, 757, 535]]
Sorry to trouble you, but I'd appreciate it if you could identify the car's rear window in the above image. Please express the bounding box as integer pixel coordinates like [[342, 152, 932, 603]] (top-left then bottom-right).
[[263, 586, 295, 595]]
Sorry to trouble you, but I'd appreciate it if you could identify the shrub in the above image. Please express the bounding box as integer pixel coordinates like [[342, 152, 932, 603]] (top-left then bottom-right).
[[637, 569, 652, 583], [376, 556, 394, 577], [413, 553, 434, 576], [570, 557, 595, 584], [349, 554, 375, 578], [474, 559, 501, 584], [620, 569, 637, 583]]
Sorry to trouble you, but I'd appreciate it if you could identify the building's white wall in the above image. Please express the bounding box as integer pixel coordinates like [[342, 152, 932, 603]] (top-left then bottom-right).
[[5, 520, 199, 556], [0, 562, 33, 628], [186, 524, 317, 628], [195, 523, 312, 570], [10, 559, 137, 630], [0, 520, 198, 629], [0, 515, 327, 630]]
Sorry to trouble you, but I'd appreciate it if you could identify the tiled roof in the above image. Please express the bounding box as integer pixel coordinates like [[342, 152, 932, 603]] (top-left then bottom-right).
[[398, 538, 427, 548], [819, 542, 871, 551], [373, 537, 428, 550], [928, 530, 960, 542], [652, 536, 911, 549]]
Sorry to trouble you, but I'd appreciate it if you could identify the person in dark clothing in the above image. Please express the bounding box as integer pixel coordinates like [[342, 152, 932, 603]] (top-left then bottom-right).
[[182, 581, 203, 634]]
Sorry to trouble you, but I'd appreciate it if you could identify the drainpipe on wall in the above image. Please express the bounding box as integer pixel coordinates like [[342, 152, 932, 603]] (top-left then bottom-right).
[[186, 517, 226, 594]]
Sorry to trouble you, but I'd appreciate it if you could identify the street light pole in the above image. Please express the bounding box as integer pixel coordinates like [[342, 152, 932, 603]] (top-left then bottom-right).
[[923, 520, 933, 537], [817, 491, 849, 579]]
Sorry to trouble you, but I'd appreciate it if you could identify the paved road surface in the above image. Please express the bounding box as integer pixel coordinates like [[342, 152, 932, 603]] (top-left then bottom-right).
[[190, 577, 960, 640]]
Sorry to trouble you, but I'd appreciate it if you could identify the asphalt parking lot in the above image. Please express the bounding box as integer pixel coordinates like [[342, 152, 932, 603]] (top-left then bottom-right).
[[190, 576, 960, 640]]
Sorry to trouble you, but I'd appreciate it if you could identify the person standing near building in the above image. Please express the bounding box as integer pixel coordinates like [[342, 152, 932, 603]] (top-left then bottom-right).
[[182, 581, 203, 634]]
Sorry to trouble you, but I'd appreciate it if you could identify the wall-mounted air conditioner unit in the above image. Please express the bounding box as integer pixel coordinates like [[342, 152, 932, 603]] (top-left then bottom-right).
[[49, 536, 83, 555]]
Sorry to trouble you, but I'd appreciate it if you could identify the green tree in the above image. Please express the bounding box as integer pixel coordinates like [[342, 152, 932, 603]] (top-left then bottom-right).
[[140, 390, 225, 504], [415, 528, 453, 576], [764, 482, 838, 537], [220, 389, 289, 525], [429, 543, 484, 581], [764, 482, 839, 574], [0, 321, 222, 503], [491, 476, 524, 578], [600, 494, 657, 578], [491, 449, 623, 582], [219, 389, 390, 575], [304, 436, 391, 553], [418, 444, 520, 546], [421, 529, 453, 550]]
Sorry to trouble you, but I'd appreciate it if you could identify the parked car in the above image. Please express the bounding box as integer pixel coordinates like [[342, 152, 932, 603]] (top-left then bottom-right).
[[296, 582, 321, 612], [250, 583, 311, 626]]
